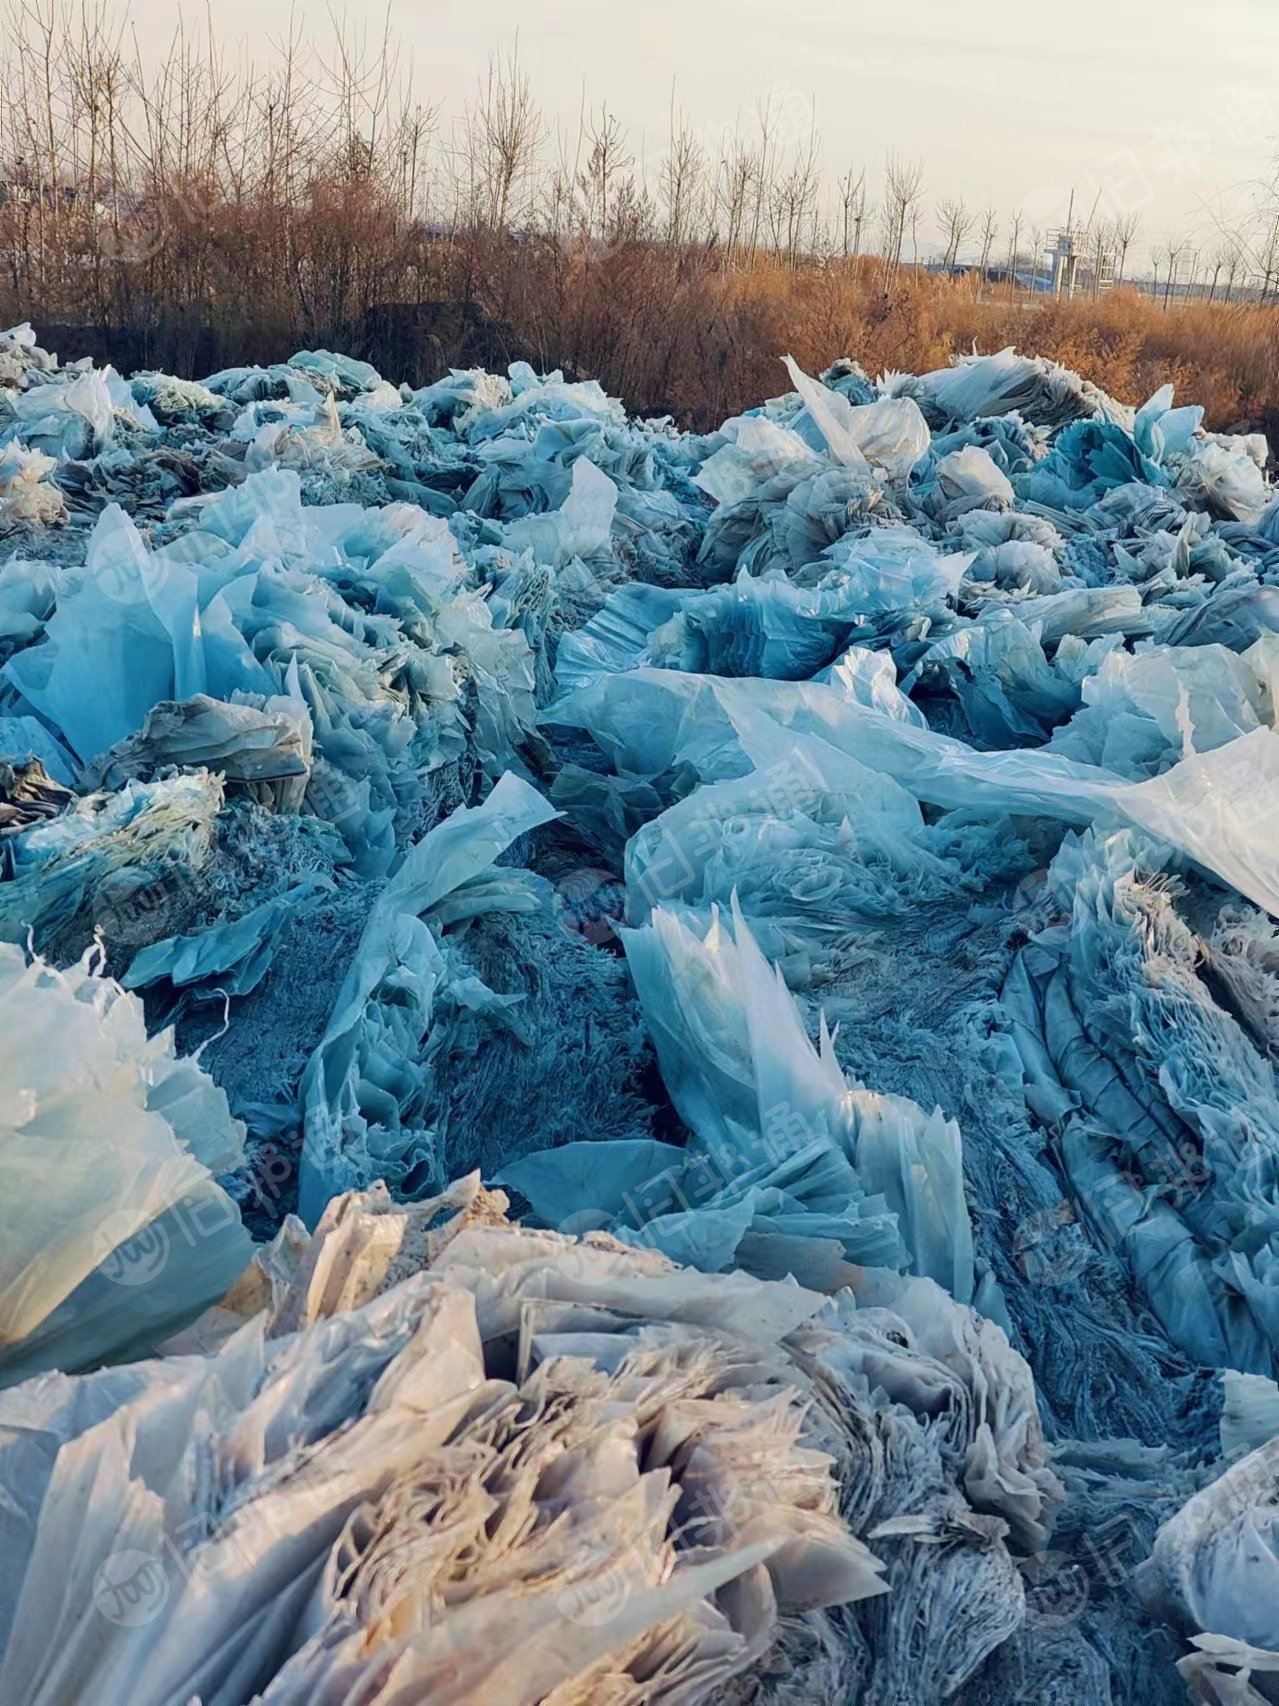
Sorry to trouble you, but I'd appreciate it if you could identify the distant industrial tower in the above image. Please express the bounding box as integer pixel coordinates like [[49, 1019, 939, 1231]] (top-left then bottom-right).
[[1045, 225, 1117, 296]]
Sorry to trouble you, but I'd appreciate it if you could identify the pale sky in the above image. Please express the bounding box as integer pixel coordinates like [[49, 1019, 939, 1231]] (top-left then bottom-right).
[[136, 0, 1279, 261]]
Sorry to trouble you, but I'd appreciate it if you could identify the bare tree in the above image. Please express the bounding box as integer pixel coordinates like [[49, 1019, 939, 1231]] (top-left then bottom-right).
[[1203, 246, 1225, 303], [1220, 240, 1243, 304], [1088, 219, 1112, 299], [838, 165, 869, 264], [1111, 210, 1140, 287], [1003, 210, 1024, 296], [938, 196, 973, 271], [1257, 210, 1279, 303], [468, 49, 543, 231], [747, 93, 780, 264], [579, 106, 631, 242], [661, 108, 705, 247], [879, 153, 923, 291], [976, 207, 998, 279], [771, 124, 821, 267], [1163, 235, 1187, 307], [715, 128, 756, 264], [1150, 247, 1164, 302], [1198, 166, 1279, 304]]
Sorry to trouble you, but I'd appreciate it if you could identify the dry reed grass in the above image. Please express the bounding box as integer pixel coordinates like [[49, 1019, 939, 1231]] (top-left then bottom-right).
[[0, 4, 1275, 435]]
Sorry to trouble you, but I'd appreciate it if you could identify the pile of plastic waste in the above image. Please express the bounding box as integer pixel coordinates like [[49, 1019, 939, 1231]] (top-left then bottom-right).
[[0, 321, 1277, 1701]]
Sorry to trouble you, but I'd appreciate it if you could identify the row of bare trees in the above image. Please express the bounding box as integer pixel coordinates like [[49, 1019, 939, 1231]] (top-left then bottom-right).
[[2, 2, 1279, 396]]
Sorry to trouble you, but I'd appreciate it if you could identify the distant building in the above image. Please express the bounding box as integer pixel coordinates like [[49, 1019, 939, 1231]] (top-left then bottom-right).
[[1045, 227, 1117, 296]]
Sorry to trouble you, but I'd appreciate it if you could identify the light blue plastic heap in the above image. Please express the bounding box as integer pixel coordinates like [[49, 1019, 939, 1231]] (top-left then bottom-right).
[[298, 773, 559, 1227], [1005, 827, 1279, 1375], [502, 895, 976, 1302]]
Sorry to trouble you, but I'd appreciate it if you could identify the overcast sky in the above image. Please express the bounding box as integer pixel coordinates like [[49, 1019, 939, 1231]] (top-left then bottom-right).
[[145, 0, 1279, 259]]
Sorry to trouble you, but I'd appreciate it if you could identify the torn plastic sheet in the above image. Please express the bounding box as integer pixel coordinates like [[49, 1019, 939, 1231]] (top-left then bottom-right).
[[298, 771, 559, 1224], [620, 714, 1012, 991], [551, 581, 686, 692], [1046, 640, 1276, 778], [692, 411, 816, 504], [907, 607, 1100, 747], [554, 569, 941, 696], [817, 643, 927, 722], [548, 668, 1279, 917], [0, 1174, 1061, 1703], [5, 332, 1279, 1702], [1004, 827, 1279, 1375], [0, 758, 72, 833], [1178, 436, 1269, 526], [121, 877, 331, 1000], [0, 442, 66, 531], [3, 501, 272, 763], [0, 942, 249, 1386], [1137, 1436, 1279, 1701], [507, 896, 974, 1300], [83, 691, 313, 808], [0, 365, 153, 459], [240, 394, 384, 479], [0, 770, 223, 954], [907, 346, 1132, 431], [782, 355, 931, 482], [819, 524, 973, 614], [931, 444, 1017, 517], [0, 715, 76, 784], [3, 467, 538, 874], [1017, 417, 1168, 510]]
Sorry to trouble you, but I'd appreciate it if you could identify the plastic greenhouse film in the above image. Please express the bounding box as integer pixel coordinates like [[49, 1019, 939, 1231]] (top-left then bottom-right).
[[0, 1178, 922, 1706], [555, 664, 1279, 916], [0, 943, 250, 1386], [298, 773, 559, 1225], [1117, 726, 1279, 918], [782, 356, 930, 482], [597, 898, 975, 1299], [4, 325, 1279, 1703], [1137, 1437, 1279, 1694]]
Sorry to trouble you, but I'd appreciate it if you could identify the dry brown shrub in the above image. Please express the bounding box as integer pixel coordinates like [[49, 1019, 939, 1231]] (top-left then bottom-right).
[[0, 6, 1276, 433]]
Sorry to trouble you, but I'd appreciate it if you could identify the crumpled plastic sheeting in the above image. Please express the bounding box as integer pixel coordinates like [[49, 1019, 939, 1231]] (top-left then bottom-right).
[[0, 361, 155, 459], [900, 346, 1134, 432], [6, 333, 1279, 1700], [1, 478, 538, 875], [503, 898, 975, 1302], [0, 442, 66, 531], [554, 569, 939, 699], [931, 445, 1017, 518], [548, 669, 1279, 918], [298, 772, 559, 1223], [0, 333, 712, 1270], [908, 607, 1107, 747], [782, 355, 932, 483], [1046, 640, 1278, 778], [0, 940, 250, 1386], [0, 1173, 1067, 1704], [1004, 828, 1279, 1377], [623, 731, 1010, 982], [1136, 1436, 1279, 1703], [0, 769, 224, 956], [121, 877, 332, 1000], [0, 757, 72, 831], [83, 691, 313, 809]]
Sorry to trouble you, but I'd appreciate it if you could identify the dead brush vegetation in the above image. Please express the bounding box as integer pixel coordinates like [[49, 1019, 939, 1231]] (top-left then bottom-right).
[[1, 3, 1277, 437], [493, 252, 1279, 434]]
